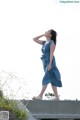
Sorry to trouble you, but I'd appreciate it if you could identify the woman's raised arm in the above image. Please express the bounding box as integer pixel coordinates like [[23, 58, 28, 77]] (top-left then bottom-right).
[[33, 34, 44, 45]]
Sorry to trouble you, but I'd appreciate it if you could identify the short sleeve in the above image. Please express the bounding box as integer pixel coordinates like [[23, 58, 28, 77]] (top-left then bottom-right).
[[42, 41, 46, 45]]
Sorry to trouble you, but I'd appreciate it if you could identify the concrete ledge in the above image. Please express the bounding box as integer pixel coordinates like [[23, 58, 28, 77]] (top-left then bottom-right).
[[33, 114, 80, 119], [22, 100, 80, 119]]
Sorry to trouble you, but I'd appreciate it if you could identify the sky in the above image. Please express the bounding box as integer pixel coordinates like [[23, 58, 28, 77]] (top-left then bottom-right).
[[0, 0, 80, 100]]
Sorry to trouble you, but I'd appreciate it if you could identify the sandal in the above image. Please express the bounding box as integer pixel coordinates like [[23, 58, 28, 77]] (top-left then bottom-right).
[[32, 96, 42, 100], [53, 97, 60, 101]]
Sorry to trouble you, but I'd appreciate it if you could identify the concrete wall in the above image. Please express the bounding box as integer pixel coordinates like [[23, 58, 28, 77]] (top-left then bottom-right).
[[22, 100, 80, 120]]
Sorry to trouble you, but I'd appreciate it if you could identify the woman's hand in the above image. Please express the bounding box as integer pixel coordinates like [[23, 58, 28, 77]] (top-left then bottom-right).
[[48, 64, 52, 71], [33, 34, 45, 45]]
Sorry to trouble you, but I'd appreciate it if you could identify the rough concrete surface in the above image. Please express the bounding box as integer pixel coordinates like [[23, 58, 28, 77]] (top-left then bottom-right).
[[22, 100, 80, 120]]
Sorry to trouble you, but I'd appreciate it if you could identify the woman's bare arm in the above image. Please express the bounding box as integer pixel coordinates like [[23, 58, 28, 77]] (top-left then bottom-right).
[[48, 43, 55, 71], [33, 34, 44, 45], [50, 43, 55, 65]]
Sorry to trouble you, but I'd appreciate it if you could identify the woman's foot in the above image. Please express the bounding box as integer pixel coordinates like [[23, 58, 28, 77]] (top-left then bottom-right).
[[53, 96, 60, 101], [32, 96, 42, 100]]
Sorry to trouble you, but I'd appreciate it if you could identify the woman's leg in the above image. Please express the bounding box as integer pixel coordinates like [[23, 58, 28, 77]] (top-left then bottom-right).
[[39, 85, 47, 98], [51, 84, 59, 100], [32, 85, 47, 100]]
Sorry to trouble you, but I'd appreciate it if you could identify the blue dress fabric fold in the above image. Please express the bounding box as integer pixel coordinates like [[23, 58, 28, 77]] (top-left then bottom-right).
[[41, 40, 62, 87]]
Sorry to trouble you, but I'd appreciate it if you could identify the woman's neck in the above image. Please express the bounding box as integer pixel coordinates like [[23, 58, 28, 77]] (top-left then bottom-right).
[[46, 37, 51, 41]]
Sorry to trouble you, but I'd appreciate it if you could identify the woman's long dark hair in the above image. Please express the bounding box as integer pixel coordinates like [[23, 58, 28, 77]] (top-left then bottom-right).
[[50, 29, 57, 45]]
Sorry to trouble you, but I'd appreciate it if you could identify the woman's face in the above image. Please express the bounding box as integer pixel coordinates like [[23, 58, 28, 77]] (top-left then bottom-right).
[[45, 30, 52, 38]]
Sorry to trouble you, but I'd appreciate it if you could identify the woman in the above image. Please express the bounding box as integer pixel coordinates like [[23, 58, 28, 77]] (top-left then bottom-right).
[[33, 29, 62, 100]]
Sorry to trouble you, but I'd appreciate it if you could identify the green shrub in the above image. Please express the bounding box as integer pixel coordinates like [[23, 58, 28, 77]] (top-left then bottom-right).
[[0, 89, 3, 98], [0, 91, 29, 120], [45, 92, 55, 99]]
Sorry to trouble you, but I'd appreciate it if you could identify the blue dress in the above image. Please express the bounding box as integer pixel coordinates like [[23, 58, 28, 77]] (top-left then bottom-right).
[[41, 40, 62, 87]]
